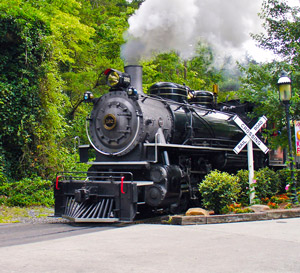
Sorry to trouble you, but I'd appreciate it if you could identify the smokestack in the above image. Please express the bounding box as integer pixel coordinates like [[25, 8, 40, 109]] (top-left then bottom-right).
[[124, 65, 144, 95]]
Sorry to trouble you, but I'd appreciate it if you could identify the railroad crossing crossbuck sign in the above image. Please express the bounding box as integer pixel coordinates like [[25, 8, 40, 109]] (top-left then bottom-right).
[[233, 115, 269, 154]]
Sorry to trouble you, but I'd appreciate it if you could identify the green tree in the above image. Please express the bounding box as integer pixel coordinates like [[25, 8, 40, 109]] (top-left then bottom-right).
[[253, 0, 300, 68], [0, 1, 51, 178], [141, 44, 222, 93], [238, 0, 300, 148], [0, 0, 137, 179]]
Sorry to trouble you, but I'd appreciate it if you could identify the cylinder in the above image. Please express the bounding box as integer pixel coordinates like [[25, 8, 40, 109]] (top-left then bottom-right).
[[124, 65, 143, 95]]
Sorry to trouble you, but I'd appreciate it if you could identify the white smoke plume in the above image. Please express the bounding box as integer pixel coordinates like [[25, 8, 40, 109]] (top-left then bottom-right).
[[122, 0, 264, 64]]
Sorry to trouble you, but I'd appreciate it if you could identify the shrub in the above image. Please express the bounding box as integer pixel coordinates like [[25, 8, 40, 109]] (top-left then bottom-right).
[[236, 169, 250, 205], [277, 168, 291, 193], [255, 167, 280, 199], [0, 176, 54, 207], [236, 167, 281, 203], [277, 168, 300, 193], [198, 170, 241, 214]]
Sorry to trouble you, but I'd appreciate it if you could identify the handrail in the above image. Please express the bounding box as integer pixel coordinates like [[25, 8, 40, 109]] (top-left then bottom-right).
[[55, 171, 134, 184]]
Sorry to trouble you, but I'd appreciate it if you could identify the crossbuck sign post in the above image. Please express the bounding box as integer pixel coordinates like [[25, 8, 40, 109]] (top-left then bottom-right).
[[233, 115, 269, 204]]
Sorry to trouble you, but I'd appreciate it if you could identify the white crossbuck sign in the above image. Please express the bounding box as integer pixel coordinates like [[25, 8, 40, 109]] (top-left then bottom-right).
[[233, 115, 269, 154]]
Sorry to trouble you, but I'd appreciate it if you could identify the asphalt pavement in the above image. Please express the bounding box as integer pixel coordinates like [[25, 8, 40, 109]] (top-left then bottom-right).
[[0, 218, 300, 273], [0, 222, 117, 247]]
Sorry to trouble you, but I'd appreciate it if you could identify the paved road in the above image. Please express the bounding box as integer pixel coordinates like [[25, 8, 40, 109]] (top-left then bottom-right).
[[0, 218, 300, 273], [0, 222, 119, 247]]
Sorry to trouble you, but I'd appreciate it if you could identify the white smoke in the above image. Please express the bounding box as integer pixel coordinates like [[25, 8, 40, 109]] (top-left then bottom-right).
[[122, 0, 264, 64]]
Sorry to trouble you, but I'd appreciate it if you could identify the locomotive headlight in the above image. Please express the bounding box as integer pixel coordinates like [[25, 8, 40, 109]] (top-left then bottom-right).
[[107, 71, 120, 87], [104, 68, 131, 89]]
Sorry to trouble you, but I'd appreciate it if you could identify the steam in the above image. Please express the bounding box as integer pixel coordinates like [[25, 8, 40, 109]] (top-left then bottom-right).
[[122, 0, 264, 64]]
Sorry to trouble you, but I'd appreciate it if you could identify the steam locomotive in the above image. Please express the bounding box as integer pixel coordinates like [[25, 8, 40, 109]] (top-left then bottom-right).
[[54, 65, 266, 222]]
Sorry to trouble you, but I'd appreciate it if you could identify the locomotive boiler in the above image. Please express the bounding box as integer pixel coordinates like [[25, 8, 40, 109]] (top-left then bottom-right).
[[54, 65, 265, 222]]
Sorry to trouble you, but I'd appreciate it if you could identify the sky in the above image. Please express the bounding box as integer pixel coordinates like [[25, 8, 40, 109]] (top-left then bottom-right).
[[123, 0, 300, 64]]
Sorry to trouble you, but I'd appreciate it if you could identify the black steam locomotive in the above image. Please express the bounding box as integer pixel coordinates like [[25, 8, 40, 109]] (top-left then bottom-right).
[[54, 65, 265, 222]]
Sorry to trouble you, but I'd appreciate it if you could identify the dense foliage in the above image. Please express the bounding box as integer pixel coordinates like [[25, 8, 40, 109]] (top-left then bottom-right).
[[0, 0, 134, 180], [0, 176, 53, 207], [0, 6, 50, 178], [199, 167, 297, 213], [236, 168, 282, 203]]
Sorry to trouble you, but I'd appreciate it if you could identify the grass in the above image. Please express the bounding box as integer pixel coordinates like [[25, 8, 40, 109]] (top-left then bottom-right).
[[0, 206, 54, 223]]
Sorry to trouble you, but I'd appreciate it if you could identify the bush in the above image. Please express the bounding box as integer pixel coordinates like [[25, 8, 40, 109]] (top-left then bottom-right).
[[198, 170, 241, 214], [255, 167, 280, 199], [277, 168, 292, 193], [277, 168, 300, 193], [199, 167, 294, 213], [236, 167, 281, 203], [236, 169, 250, 205], [0, 176, 54, 207]]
